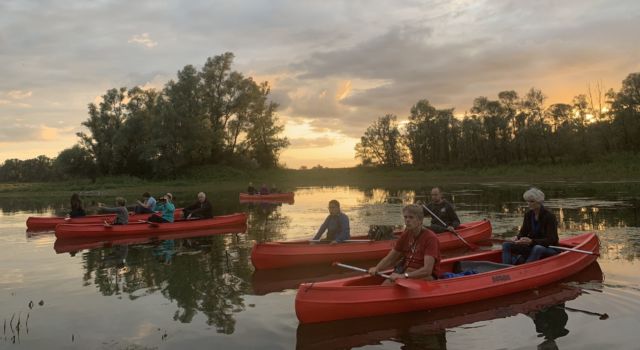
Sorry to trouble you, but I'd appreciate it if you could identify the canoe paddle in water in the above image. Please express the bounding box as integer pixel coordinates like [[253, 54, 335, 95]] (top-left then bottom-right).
[[421, 204, 478, 250], [333, 262, 430, 291]]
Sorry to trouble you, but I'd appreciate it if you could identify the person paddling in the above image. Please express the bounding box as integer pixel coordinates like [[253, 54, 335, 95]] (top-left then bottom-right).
[[421, 187, 460, 233], [368, 204, 441, 284]]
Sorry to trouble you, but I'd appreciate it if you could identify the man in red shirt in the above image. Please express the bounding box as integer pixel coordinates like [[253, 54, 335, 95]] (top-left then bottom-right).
[[368, 204, 441, 283]]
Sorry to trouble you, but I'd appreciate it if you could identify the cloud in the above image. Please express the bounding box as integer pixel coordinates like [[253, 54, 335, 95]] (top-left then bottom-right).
[[288, 137, 336, 149], [7, 90, 32, 99], [0, 124, 71, 143], [128, 33, 158, 48]]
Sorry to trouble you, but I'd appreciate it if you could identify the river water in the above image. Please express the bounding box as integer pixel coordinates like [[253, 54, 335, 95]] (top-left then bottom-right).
[[1, 183, 639, 349]]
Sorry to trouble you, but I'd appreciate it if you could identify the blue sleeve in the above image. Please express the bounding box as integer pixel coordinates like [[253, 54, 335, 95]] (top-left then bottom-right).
[[313, 216, 330, 240], [335, 214, 351, 243]]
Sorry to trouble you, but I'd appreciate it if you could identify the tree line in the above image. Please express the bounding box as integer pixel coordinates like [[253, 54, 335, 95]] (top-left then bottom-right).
[[0, 53, 289, 182], [356, 72, 640, 168]]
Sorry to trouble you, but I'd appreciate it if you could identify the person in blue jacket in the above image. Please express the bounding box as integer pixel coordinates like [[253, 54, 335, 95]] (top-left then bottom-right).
[[148, 193, 175, 223], [312, 200, 350, 244]]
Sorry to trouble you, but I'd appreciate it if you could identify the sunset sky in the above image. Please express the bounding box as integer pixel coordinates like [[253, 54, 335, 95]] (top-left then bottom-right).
[[1, 0, 639, 168]]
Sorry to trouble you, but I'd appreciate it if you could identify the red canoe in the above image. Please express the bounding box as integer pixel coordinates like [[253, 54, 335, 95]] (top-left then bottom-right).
[[239, 192, 295, 204], [296, 262, 603, 348], [251, 220, 492, 270], [54, 224, 248, 254], [295, 232, 599, 324], [55, 213, 247, 239], [26, 209, 185, 231]]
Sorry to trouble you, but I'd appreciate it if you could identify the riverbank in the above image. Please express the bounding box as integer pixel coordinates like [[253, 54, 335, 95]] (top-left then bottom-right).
[[1, 153, 639, 196]]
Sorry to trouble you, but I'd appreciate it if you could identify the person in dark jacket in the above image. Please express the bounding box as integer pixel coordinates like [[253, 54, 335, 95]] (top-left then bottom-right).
[[502, 187, 559, 264], [68, 193, 86, 218], [422, 187, 460, 233], [183, 192, 213, 219], [247, 182, 257, 195]]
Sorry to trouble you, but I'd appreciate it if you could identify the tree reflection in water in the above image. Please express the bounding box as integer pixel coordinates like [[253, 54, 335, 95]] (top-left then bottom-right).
[[80, 233, 254, 334]]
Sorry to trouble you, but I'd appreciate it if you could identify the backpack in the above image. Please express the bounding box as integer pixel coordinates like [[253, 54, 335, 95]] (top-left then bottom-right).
[[368, 225, 396, 241]]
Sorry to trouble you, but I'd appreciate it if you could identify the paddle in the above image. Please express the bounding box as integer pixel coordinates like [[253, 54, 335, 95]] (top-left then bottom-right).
[[421, 204, 478, 250], [332, 262, 429, 291], [559, 305, 609, 320], [309, 239, 373, 243], [489, 238, 599, 257]]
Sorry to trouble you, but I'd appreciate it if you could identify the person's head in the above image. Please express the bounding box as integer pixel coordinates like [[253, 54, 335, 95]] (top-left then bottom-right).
[[115, 197, 126, 207], [523, 187, 544, 211], [249, 182, 253, 186], [142, 192, 151, 199], [402, 204, 425, 232], [262, 183, 267, 188], [328, 200, 341, 215], [162, 193, 173, 202], [197, 192, 206, 203], [430, 187, 443, 203], [71, 193, 80, 201]]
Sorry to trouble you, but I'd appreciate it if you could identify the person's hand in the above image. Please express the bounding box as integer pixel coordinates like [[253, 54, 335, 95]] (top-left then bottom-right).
[[330, 241, 338, 245], [447, 226, 455, 232], [516, 237, 532, 245], [389, 272, 404, 281], [368, 267, 378, 276], [187, 214, 192, 219], [98, 202, 104, 207]]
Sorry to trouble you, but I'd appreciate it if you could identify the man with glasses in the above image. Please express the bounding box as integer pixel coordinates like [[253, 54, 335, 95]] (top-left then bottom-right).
[[368, 204, 441, 283]]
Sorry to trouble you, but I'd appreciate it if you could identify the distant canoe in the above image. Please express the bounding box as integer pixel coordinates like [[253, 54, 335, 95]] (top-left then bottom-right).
[[251, 220, 492, 270], [26, 209, 185, 231], [295, 232, 599, 324], [239, 192, 295, 204], [55, 213, 247, 240]]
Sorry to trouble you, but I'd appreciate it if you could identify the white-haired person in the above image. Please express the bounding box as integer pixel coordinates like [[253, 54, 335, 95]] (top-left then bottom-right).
[[502, 188, 559, 264], [183, 192, 213, 219]]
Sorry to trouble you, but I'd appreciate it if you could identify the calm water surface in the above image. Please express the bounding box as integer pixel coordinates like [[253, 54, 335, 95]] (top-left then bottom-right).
[[1, 183, 639, 349]]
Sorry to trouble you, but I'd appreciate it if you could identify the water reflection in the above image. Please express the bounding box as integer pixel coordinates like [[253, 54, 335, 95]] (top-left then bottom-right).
[[78, 232, 253, 334], [296, 262, 603, 350]]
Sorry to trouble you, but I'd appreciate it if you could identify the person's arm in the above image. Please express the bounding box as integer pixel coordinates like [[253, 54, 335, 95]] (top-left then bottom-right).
[[447, 202, 461, 228], [99, 206, 119, 214], [334, 214, 351, 243], [397, 255, 436, 280], [369, 249, 404, 275], [517, 211, 530, 239], [312, 216, 330, 240]]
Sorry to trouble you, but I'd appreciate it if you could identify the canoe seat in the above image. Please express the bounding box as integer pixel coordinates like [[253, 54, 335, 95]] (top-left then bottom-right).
[[454, 260, 512, 274]]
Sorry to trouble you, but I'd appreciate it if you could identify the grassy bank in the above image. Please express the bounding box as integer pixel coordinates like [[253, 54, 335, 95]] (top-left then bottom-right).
[[1, 153, 639, 196]]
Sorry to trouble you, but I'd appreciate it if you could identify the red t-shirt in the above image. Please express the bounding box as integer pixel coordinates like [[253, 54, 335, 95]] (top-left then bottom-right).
[[394, 228, 441, 277]]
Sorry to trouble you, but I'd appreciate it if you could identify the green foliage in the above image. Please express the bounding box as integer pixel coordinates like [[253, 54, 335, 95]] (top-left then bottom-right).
[[355, 114, 409, 166]]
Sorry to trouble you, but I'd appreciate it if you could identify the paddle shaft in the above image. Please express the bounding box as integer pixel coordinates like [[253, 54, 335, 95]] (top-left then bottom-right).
[[549, 245, 599, 256], [333, 262, 391, 279], [556, 305, 609, 319], [421, 204, 476, 250], [310, 239, 372, 243], [333, 262, 429, 291], [490, 238, 599, 256]]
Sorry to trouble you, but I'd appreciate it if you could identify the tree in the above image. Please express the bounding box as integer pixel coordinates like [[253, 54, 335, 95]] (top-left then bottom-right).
[[55, 145, 97, 181], [355, 114, 409, 167]]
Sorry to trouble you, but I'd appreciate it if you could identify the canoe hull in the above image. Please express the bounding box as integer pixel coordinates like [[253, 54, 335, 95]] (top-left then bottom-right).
[[27, 209, 184, 231], [251, 220, 492, 269], [55, 213, 247, 239], [295, 232, 599, 324]]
